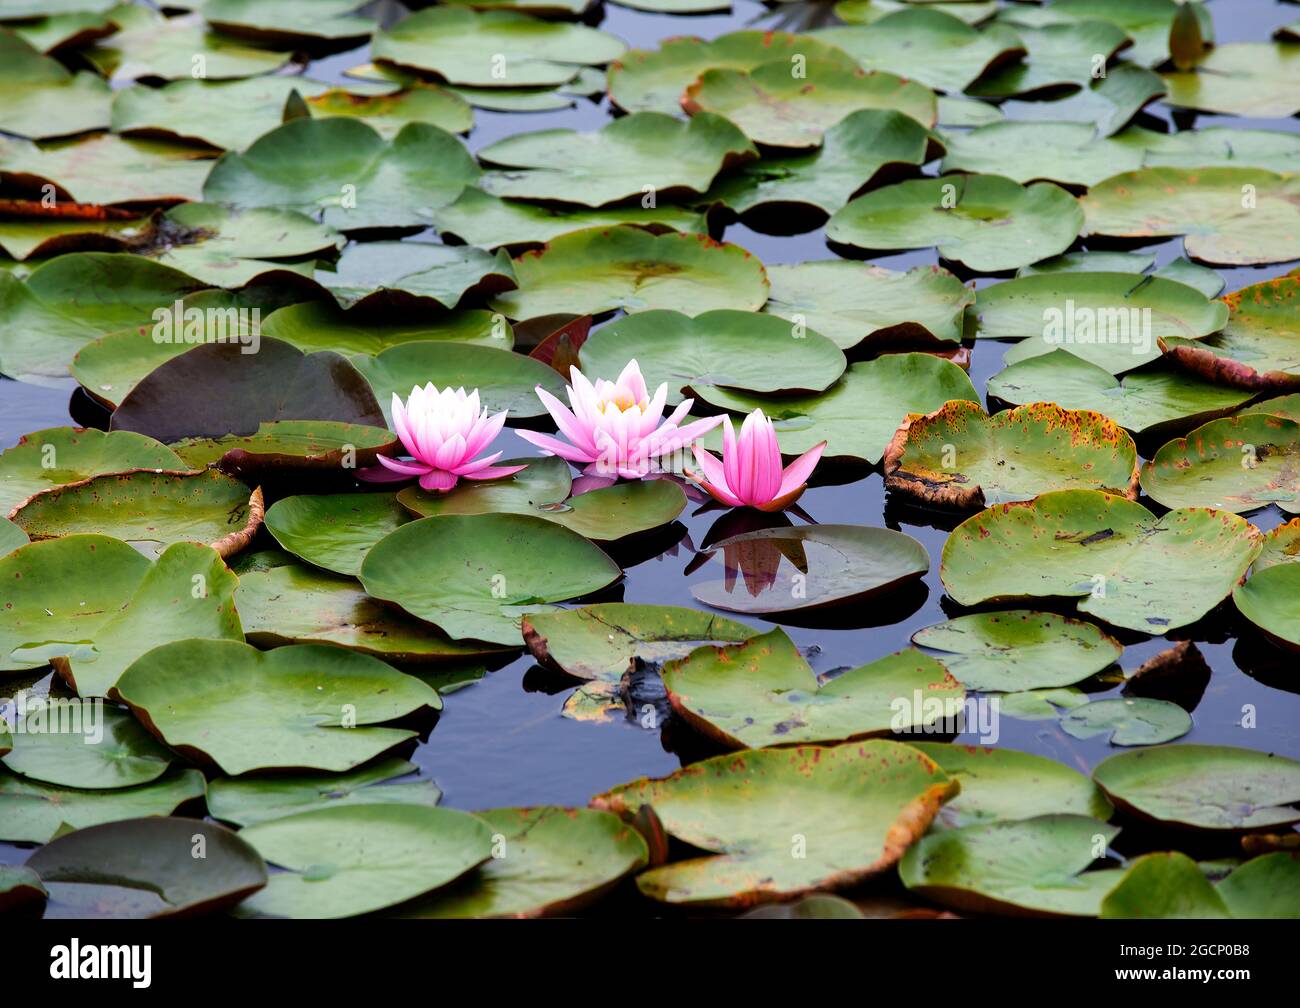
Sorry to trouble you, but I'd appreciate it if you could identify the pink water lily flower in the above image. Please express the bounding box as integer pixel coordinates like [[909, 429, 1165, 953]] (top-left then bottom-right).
[[517, 360, 723, 479], [688, 409, 825, 511], [371, 384, 526, 492]]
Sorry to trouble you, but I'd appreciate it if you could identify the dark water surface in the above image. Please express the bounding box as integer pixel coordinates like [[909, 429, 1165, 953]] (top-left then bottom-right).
[[2, 0, 1298, 864]]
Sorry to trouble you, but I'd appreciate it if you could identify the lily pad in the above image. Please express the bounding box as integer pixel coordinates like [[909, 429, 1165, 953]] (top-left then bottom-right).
[[489, 228, 769, 321], [264, 492, 409, 577], [998, 0, 1213, 68], [2, 704, 174, 789], [262, 301, 511, 355], [201, 0, 375, 48], [591, 739, 957, 907], [1250, 517, 1300, 572], [1061, 697, 1191, 746], [116, 640, 441, 775], [401, 807, 649, 918], [1017, 250, 1225, 298], [1092, 744, 1300, 831], [169, 420, 397, 475], [315, 241, 515, 311], [940, 489, 1262, 633], [884, 400, 1141, 508], [1234, 563, 1300, 651], [966, 21, 1129, 99], [827, 174, 1082, 273], [1161, 42, 1300, 118], [0, 865, 44, 912], [997, 64, 1166, 136], [83, 7, 290, 82], [360, 513, 622, 645], [0, 28, 111, 140], [691, 524, 930, 616], [7, 10, 117, 55], [912, 611, 1122, 693], [1100, 850, 1300, 920], [0, 518, 26, 555]]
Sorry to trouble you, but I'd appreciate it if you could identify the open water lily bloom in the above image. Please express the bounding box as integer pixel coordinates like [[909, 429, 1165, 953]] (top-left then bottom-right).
[[689, 409, 826, 511], [518, 360, 724, 479], [366, 384, 526, 492]]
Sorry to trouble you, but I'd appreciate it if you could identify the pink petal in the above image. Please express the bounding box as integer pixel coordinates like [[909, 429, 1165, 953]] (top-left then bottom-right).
[[452, 450, 505, 475], [462, 464, 528, 481], [516, 428, 597, 464], [464, 408, 508, 458], [536, 386, 595, 455], [777, 441, 826, 499], [690, 445, 742, 506], [376, 455, 433, 477], [419, 469, 459, 492], [356, 464, 420, 483], [721, 416, 740, 497]]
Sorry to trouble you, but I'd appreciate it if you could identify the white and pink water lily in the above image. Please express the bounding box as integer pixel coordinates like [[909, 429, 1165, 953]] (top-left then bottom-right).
[[518, 360, 724, 480], [688, 409, 825, 511], [367, 384, 526, 492]]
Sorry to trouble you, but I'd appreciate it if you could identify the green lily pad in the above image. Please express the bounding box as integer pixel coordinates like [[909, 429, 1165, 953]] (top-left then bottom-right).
[[83, 7, 290, 82], [116, 640, 440, 775], [1060, 697, 1192, 746], [478, 113, 754, 208], [315, 241, 515, 311], [489, 227, 770, 321], [264, 492, 409, 577], [1234, 563, 1300, 651], [208, 758, 441, 828], [0, 518, 26, 556], [582, 309, 843, 404], [1250, 517, 1300, 572], [591, 739, 957, 907], [203, 118, 481, 232], [2, 704, 173, 789], [1100, 851, 1230, 919], [987, 350, 1253, 438], [1215, 852, 1300, 919], [909, 743, 1113, 829], [997, 64, 1166, 136], [836, 0, 999, 28], [942, 122, 1146, 188], [762, 262, 972, 350], [663, 627, 963, 748], [940, 489, 1262, 633], [360, 513, 622, 645], [911, 611, 1122, 692], [1092, 744, 1300, 831], [0, 767, 205, 844], [1017, 250, 1224, 298], [936, 94, 1005, 128], [1082, 167, 1300, 267], [998, 0, 1213, 68], [169, 420, 397, 474], [373, 7, 624, 88], [401, 806, 649, 918], [201, 0, 375, 47], [0, 28, 111, 140], [966, 21, 1129, 99], [1161, 42, 1300, 118], [1141, 414, 1300, 514], [263, 301, 511, 355], [301, 85, 474, 139], [827, 174, 1082, 273], [691, 524, 930, 616], [899, 814, 1122, 917], [522, 603, 756, 683], [996, 687, 1090, 720], [694, 354, 978, 465], [884, 400, 1140, 508], [26, 816, 266, 918], [8, 10, 117, 55]]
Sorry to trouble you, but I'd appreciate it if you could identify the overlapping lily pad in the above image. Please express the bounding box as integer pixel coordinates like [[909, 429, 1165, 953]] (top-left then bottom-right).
[[1060, 697, 1192, 746], [315, 241, 515, 311], [1234, 563, 1300, 651], [0, 28, 111, 140], [997, 64, 1166, 136], [966, 21, 1129, 99], [83, 7, 290, 82], [1160, 42, 1300, 118], [264, 492, 409, 577], [201, 0, 376, 48], [0, 866, 44, 913], [0, 518, 26, 556], [170, 421, 396, 475], [591, 739, 957, 906], [262, 301, 511, 356], [996, 0, 1213, 68], [2, 704, 174, 789], [1101, 850, 1300, 920]]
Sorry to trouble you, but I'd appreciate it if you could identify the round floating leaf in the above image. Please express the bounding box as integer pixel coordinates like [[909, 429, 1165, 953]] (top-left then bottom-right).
[[909, 743, 1113, 829], [489, 227, 770, 321], [83, 7, 290, 82], [695, 354, 978, 465], [264, 492, 409, 577], [966, 21, 1129, 98], [691, 524, 930, 617], [0, 29, 111, 140], [237, 804, 492, 919], [209, 759, 441, 828], [203, 118, 480, 232], [663, 627, 963, 748], [899, 815, 1123, 917], [170, 420, 397, 475], [941, 122, 1146, 188], [1161, 42, 1300, 118], [1100, 852, 1230, 919], [360, 513, 622, 645], [827, 174, 1082, 273], [0, 427, 185, 515], [1093, 744, 1300, 831], [762, 262, 972, 350], [374, 7, 624, 88], [591, 739, 956, 907], [582, 309, 843, 404], [478, 113, 754, 208], [2, 704, 173, 789], [202, 0, 376, 47], [1018, 250, 1225, 298], [522, 602, 756, 683], [402, 806, 649, 918], [912, 611, 1122, 692], [1082, 167, 1300, 267], [0, 767, 205, 844], [116, 640, 440, 775], [1061, 697, 1191, 746], [1234, 563, 1300, 651], [940, 490, 1262, 634], [1141, 414, 1300, 514], [1216, 852, 1300, 919], [263, 300, 511, 355], [885, 401, 1140, 508], [314, 240, 515, 311]]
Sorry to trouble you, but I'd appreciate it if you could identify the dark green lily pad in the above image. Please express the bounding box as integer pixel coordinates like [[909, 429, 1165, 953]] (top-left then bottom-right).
[[264, 492, 409, 577], [1061, 698, 1192, 746], [262, 300, 511, 355], [170, 420, 397, 475], [1234, 563, 1300, 651], [0, 28, 111, 140], [1100, 850, 1300, 920], [2, 704, 173, 789]]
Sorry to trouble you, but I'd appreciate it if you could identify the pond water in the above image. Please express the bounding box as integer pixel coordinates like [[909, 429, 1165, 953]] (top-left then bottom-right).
[[1, 0, 1298, 887]]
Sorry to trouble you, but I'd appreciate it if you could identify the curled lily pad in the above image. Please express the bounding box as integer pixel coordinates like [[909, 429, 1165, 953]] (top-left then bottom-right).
[[827, 174, 1082, 273], [0, 29, 111, 140], [997, 64, 1166, 137], [236, 804, 492, 919], [170, 420, 397, 475], [899, 814, 1122, 917], [1082, 168, 1300, 267], [1234, 564, 1300, 651], [1161, 42, 1300, 118], [83, 7, 289, 82], [1061, 697, 1191, 746], [401, 807, 649, 918], [264, 492, 409, 577], [360, 513, 622, 645], [663, 627, 963, 748], [315, 241, 516, 311], [208, 758, 442, 828], [2, 704, 173, 789], [940, 490, 1262, 634], [478, 113, 754, 208], [489, 228, 770, 321], [116, 640, 441, 775], [591, 739, 957, 907], [262, 301, 511, 355], [884, 401, 1141, 508], [762, 262, 972, 350], [1092, 744, 1300, 831], [1141, 414, 1300, 514], [302, 85, 474, 139], [966, 21, 1129, 99], [1250, 517, 1300, 572], [691, 524, 930, 617], [912, 611, 1122, 693], [27, 817, 266, 918]]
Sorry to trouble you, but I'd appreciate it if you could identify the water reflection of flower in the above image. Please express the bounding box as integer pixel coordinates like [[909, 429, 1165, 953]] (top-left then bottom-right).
[[688, 508, 810, 598]]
